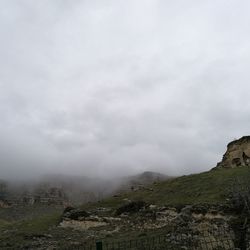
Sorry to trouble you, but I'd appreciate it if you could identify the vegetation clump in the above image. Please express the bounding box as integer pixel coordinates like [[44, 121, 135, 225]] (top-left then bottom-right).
[[62, 207, 89, 220], [115, 200, 146, 215]]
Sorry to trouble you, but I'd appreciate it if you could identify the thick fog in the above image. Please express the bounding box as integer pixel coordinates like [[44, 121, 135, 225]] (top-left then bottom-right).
[[1, 0, 250, 179]]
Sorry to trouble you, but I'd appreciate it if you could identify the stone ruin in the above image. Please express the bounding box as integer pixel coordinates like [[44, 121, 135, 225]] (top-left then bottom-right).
[[215, 136, 250, 169]]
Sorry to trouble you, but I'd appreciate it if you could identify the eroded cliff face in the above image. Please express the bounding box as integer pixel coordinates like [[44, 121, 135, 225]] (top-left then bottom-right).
[[216, 136, 250, 169]]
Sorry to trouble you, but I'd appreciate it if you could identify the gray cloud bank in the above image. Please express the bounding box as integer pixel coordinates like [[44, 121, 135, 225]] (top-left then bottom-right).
[[0, 0, 250, 179]]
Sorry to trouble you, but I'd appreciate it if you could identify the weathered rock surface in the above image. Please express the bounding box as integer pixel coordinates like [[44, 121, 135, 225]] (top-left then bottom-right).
[[57, 203, 241, 249], [215, 136, 250, 169]]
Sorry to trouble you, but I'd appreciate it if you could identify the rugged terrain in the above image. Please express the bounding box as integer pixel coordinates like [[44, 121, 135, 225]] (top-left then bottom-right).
[[0, 165, 249, 249], [1, 137, 250, 249]]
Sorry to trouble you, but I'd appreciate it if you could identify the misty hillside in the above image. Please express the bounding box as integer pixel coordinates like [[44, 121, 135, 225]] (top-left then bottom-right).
[[83, 166, 250, 209], [1, 166, 249, 249], [116, 171, 171, 192], [1, 134, 250, 249], [0, 171, 171, 206], [127, 171, 170, 185]]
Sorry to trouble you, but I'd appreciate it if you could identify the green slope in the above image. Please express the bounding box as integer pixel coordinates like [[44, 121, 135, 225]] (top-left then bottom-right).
[[0, 206, 63, 249], [84, 166, 250, 209]]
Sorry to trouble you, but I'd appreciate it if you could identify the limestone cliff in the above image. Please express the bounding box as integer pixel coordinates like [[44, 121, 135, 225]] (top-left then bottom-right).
[[215, 136, 250, 169]]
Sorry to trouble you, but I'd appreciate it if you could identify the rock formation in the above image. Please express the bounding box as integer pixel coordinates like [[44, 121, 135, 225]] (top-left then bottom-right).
[[215, 136, 250, 169]]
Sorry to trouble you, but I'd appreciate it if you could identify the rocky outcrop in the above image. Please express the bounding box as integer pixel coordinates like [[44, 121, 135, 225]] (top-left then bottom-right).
[[58, 203, 241, 249], [215, 136, 250, 169], [2, 187, 69, 207]]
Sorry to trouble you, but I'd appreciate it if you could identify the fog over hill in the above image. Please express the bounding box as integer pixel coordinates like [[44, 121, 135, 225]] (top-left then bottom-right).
[[1, 0, 250, 179], [0, 171, 171, 205]]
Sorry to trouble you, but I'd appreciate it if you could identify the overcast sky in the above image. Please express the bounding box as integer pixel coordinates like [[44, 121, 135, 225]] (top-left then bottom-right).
[[0, 0, 250, 179]]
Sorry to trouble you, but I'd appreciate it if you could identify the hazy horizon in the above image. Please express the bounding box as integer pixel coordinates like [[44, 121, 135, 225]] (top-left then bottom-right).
[[1, 0, 250, 180]]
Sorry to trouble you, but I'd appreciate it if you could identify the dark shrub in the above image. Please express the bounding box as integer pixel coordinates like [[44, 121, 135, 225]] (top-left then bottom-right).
[[63, 208, 89, 220], [115, 201, 146, 215], [63, 206, 75, 214]]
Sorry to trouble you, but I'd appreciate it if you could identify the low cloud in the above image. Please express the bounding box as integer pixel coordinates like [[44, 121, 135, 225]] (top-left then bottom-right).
[[0, 0, 250, 179]]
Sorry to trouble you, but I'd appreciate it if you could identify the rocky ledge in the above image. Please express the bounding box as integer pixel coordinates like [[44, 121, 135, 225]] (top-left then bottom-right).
[[215, 136, 250, 169], [58, 201, 250, 249]]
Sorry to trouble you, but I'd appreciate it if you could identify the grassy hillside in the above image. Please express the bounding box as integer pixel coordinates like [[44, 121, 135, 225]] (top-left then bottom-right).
[[0, 205, 63, 249], [1, 167, 249, 248], [84, 166, 250, 209]]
